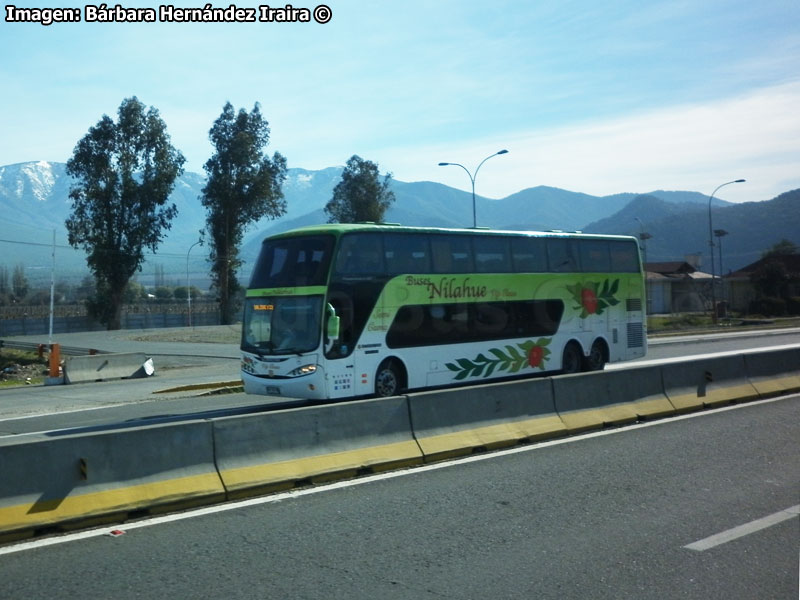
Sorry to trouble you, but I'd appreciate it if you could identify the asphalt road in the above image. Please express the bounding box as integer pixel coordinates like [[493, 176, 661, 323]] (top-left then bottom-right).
[[2, 395, 797, 599], [1, 327, 799, 434]]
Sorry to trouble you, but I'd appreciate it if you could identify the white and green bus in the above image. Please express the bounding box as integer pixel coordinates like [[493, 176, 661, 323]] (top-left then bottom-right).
[[241, 224, 646, 399]]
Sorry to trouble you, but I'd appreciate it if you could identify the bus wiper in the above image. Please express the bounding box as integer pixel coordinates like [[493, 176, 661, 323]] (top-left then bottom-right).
[[253, 341, 275, 356], [279, 347, 304, 356]]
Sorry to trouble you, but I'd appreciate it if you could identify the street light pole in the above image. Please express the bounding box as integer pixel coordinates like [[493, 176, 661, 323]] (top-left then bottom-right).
[[708, 179, 744, 323], [186, 240, 202, 327], [635, 218, 652, 313], [634, 218, 652, 265], [714, 228, 729, 309], [439, 149, 508, 228]]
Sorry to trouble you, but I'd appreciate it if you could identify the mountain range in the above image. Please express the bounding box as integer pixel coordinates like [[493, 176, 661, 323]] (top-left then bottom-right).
[[0, 161, 797, 288]]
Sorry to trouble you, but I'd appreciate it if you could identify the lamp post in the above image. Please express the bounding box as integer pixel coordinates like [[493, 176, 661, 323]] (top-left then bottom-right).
[[439, 149, 508, 228], [186, 240, 202, 327], [634, 218, 652, 265], [635, 218, 652, 313], [714, 228, 729, 310], [708, 179, 744, 323]]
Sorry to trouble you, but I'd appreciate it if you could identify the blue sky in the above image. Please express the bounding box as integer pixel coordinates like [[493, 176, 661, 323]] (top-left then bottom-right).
[[2, 0, 799, 203]]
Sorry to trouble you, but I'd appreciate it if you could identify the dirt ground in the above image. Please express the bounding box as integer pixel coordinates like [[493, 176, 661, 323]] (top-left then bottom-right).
[[122, 324, 242, 344]]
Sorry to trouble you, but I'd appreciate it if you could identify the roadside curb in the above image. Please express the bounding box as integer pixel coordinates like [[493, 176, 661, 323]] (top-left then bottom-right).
[[154, 380, 243, 394]]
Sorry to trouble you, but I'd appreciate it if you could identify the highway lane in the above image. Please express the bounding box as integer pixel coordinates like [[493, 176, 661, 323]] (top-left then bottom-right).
[[2, 395, 797, 599], [0, 328, 798, 435], [640, 327, 800, 360]]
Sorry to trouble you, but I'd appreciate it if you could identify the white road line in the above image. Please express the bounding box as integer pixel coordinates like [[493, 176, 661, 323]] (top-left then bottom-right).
[[648, 328, 800, 346], [684, 505, 800, 551], [607, 342, 800, 370]]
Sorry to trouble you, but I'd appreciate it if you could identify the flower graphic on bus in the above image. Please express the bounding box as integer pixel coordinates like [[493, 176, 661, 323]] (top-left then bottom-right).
[[566, 279, 620, 318], [445, 338, 551, 380]]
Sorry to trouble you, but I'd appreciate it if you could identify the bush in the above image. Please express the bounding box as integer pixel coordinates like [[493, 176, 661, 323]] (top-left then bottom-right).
[[748, 297, 786, 317], [786, 296, 800, 316], [154, 286, 173, 300]]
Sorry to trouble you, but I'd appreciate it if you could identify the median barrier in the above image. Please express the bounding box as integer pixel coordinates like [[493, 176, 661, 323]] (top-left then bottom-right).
[[661, 354, 759, 412], [743, 347, 800, 398], [0, 421, 225, 541], [552, 364, 674, 432], [407, 378, 566, 461], [212, 396, 423, 498], [64, 352, 154, 384]]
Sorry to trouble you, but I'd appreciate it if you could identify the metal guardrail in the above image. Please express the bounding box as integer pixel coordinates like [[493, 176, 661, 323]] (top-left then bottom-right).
[[0, 340, 107, 356]]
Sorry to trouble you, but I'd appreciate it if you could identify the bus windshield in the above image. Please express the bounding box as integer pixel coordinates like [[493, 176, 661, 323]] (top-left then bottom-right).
[[250, 234, 334, 289], [242, 296, 324, 355]]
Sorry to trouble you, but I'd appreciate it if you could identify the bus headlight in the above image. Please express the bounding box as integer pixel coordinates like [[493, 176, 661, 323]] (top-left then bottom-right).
[[288, 364, 317, 377]]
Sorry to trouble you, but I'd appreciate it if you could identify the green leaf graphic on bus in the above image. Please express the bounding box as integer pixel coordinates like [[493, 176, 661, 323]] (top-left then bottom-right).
[[445, 338, 551, 380], [566, 279, 620, 318]]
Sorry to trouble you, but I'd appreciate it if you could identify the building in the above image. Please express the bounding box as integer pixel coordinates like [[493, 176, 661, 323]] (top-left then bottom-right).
[[644, 261, 713, 314]]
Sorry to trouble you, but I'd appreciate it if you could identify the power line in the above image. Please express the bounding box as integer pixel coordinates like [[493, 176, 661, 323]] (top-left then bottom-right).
[[0, 237, 212, 259]]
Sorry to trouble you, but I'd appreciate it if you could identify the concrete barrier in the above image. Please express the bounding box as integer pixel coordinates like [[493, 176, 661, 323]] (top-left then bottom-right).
[[213, 396, 422, 498], [408, 378, 566, 461], [661, 354, 759, 412], [3, 348, 796, 540], [743, 347, 800, 398], [553, 364, 674, 432], [64, 352, 154, 384], [0, 421, 225, 541]]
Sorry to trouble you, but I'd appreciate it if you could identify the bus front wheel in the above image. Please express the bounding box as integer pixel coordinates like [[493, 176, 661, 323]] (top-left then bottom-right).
[[375, 359, 403, 397]]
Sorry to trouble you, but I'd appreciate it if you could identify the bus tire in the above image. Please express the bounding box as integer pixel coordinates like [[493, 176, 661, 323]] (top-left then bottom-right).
[[561, 342, 582, 375], [375, 359, 404, 397], [583, 339, 607, 372]]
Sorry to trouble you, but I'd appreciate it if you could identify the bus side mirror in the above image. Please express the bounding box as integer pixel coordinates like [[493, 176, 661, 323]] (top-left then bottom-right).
[[327, 315, 340, 341], [326, 303, 340, 341]]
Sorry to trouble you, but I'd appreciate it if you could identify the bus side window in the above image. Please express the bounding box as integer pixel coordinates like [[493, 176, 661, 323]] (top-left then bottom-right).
[[547, 239, 579, 272], [578, 240, 611, 273], [335, 234, 385, 276], [431, 236, 473, 273], [511, 237, 547, 272], [609, 240, 641, 272], [385, 233, 430, 274], [474, 236, 512, 273]]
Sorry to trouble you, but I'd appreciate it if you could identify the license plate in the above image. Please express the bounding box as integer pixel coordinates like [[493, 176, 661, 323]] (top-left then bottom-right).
[[266, 386, 281, 395]]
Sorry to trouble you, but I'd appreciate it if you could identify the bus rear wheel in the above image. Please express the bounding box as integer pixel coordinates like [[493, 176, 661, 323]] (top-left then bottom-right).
[[375, 359, 403, 397], [583, 339, 607, 371]]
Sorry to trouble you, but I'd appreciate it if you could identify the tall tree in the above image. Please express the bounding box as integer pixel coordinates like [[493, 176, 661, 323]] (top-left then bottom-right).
[[0, 265, 9, 296], [66, 97, 185, 329], [325, 155, 395, 223], [762, 238, 798, 258], [201, 102, 287, 324], [12, 264, 29, 301]]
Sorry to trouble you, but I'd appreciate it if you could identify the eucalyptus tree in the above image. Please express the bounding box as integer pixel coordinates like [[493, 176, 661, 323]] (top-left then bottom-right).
[[201, 102, 287, 324], [325, 155, 395, 223], [66, 97, 185, 329]]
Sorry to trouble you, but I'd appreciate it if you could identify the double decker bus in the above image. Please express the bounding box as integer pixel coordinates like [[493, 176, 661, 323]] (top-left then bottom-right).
[[241, 224, 646, 400]]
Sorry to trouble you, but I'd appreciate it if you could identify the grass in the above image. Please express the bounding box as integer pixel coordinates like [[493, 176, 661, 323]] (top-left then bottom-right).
[[648, 313, 800, 334]]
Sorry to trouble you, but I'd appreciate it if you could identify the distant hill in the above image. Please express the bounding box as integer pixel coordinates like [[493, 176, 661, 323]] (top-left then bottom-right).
[[0, 160, 789, 289], [583, 189, 800, 271]]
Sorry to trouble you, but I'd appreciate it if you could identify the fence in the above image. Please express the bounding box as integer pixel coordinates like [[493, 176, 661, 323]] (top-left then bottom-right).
[[0, 302, 221, 336]]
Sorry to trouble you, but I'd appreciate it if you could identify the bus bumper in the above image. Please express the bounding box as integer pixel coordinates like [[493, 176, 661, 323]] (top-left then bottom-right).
[[241, 367, 327, 400]]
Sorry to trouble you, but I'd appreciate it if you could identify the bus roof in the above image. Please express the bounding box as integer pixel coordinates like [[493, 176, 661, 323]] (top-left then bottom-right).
[[263, 223, 638, 243]]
